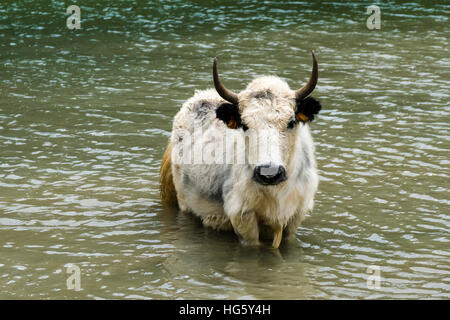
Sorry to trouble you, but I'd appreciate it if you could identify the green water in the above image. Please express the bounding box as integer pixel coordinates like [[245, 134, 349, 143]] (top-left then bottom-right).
[[0, 0, 449, 299]]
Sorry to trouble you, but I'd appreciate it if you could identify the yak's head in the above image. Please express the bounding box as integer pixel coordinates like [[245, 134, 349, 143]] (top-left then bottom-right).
[[214, 52, 321, 186]]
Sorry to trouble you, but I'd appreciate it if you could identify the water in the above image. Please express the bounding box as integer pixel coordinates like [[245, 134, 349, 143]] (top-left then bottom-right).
[[0, 0, 449, 299]]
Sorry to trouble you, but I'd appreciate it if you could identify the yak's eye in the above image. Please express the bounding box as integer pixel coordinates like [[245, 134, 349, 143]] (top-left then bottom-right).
[[242, 123, 249, 131], [287, 119, 296, 130]]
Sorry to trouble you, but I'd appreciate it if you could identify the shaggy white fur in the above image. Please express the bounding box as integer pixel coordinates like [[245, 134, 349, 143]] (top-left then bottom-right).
[[167, 76, 319, 248]]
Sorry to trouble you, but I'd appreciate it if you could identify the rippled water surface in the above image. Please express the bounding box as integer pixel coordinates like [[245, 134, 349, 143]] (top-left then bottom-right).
[[0, 1, 449, 299]]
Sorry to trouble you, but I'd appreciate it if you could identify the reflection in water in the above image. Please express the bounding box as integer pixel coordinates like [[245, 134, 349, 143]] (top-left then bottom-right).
[[0, 1, 449, 299]]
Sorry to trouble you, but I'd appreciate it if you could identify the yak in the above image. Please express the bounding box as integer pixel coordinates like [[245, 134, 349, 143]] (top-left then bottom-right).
[[160, 52, 322, 248]]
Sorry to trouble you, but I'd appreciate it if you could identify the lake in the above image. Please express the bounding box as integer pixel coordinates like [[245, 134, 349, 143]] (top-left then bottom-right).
[[0, 0, 449, 299]]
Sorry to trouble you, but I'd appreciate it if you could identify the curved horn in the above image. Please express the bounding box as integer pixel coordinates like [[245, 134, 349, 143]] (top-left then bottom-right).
[[295, 51, 318, 101], [213, 58, 239, 105]]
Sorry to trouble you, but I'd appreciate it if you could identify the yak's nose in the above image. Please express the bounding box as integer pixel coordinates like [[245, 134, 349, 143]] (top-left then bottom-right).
[[253, 163, 287, 186]]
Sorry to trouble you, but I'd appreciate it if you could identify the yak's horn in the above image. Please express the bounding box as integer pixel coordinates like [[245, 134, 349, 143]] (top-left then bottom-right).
[[295, 51, 318, 101], [213, 58, 239, 105]]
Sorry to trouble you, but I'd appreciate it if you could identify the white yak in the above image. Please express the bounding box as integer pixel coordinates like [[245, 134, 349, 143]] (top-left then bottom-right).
[[160, 52, 322, 248]]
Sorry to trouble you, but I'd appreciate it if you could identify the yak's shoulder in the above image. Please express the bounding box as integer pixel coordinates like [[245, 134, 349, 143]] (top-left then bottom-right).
[[173, 89, 226, 130], [184, 89, 224, 114]]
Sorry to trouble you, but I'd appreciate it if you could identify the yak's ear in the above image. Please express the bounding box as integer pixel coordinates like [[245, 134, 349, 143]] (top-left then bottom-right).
[[295, 96, 322, 123], [216, 103, 242, 129]]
